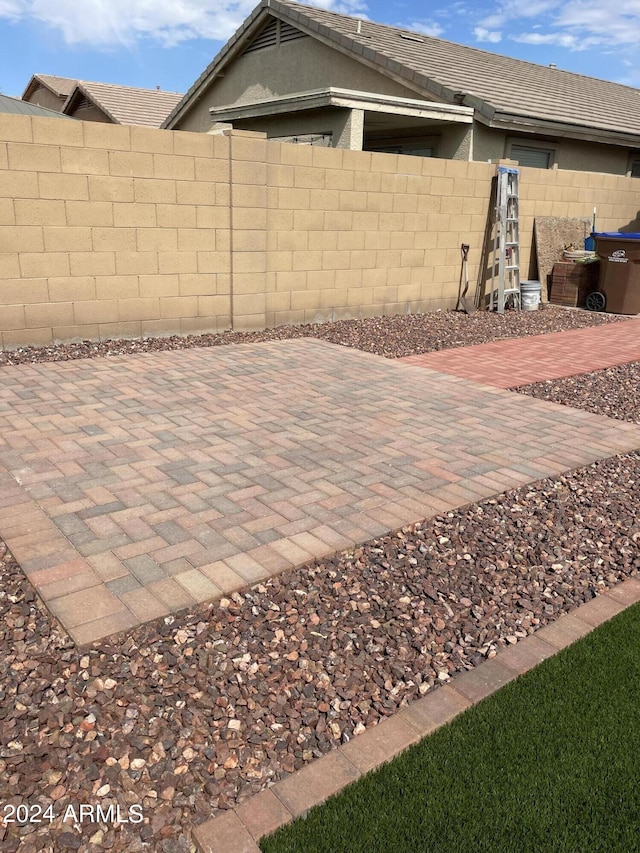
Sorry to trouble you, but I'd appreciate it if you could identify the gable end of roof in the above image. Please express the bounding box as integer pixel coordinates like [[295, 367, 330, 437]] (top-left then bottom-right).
[[62, 84, 117, 123], [162, 0, 272, 129], [164, 0, 640, 142]]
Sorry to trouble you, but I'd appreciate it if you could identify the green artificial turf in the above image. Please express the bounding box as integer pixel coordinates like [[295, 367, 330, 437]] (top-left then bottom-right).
[[262, 604, 640, 853]]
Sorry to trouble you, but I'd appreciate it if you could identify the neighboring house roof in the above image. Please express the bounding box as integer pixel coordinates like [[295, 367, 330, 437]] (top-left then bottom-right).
[[163, 0, 640, 146], [62, 81, 184, 127], [22, 73, 78, 102], [0, 92, 71, 118]]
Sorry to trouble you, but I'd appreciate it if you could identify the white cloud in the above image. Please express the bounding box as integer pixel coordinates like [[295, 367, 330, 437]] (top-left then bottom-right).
[[473, 0, 640, 56], [478, 0, 557, 27], [512, 31, 583, 49], [307, 0, 367, 12], [0, 0, 22, 16], [0, 0, 252, 46], [405, 20, 444, 38], [555, 2, 640, 47], [474, 26, 502, 43], [0, 0, 367, 47]]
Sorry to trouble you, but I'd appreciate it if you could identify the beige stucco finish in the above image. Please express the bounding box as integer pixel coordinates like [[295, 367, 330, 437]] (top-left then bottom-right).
[[24, 87, 65, 113], [231, 107, 364, 150], [174, 36, 429, 133], [66, 104, 112, 124], [470, 121, 634, 175], [170, 18, 640, 177]]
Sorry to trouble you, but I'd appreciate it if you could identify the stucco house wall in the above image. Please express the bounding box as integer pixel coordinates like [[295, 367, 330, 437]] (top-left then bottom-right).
[[66, 104, 112, 124], [23, 87, 65, 113], [167, 2, 640, 178], [174, 36, 429, 133]]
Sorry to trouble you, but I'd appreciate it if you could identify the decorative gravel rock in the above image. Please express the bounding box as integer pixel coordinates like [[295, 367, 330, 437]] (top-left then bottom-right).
[[516, 361, 640, 424], [1, 445, 639, 851], [0, 305, 622, 366], [0, 311, 638, 851]]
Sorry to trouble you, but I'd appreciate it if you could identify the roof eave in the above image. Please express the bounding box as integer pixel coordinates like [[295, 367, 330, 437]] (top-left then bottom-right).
[[210, 87, 474, 124], [21, 75, 40, 101], [488, 111, 640, 148]]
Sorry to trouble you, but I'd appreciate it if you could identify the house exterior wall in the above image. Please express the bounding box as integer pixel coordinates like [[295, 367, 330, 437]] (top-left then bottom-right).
[[439, 125, 472, 160], [231, 113, 471, 157], [472, 122, 504, 163], [174, 36, 428, 133], [66, 104, 113, 124], [172, 28, 638, 174], [472, 121, 635, 175], [24, 87, 65, 113], [2, 114, 640, 347], [549, 138, 631, 175]]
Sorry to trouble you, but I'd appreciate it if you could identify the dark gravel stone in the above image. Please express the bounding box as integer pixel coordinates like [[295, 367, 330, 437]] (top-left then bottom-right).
[[0, 304, 622, 366], [0, 307, 637, 851]]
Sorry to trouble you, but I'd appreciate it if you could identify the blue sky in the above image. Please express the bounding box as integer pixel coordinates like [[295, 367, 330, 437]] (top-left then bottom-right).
[[1, 0, 639, 99]]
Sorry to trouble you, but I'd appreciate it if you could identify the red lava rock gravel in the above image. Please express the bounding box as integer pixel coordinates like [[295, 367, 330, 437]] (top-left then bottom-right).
[[516, 361, 640, 424], [0, 309, 638, 852], [0, 304, 622, 365], [1, 451, 639, 851]]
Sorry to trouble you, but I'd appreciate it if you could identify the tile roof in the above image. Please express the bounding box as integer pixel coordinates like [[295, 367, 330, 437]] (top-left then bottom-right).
[[33, 74, 78, 98], [64, 81, 184, 128], [164, 0, 640, 141], [0, 92, 72, 118]]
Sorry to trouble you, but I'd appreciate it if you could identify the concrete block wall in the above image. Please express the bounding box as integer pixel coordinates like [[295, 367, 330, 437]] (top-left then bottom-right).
[[238, 136, 640, 330], [258, 138, 493, 329], [518, 164, 640, 245], [2, 114, 640, 346], [0, 114, 232, 348]]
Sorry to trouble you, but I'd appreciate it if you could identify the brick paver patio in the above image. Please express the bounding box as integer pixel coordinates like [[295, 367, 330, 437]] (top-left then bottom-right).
[[1, 337, 640, 645], [400, 316, 640, 387]]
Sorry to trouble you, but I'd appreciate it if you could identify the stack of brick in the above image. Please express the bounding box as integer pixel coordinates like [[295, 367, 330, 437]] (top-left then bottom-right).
[[549, 260, 599, 308]]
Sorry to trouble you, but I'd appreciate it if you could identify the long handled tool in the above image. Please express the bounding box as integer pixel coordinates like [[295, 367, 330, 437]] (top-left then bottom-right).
[[585, 207, 597, 251], [457, 243, 476, 313]]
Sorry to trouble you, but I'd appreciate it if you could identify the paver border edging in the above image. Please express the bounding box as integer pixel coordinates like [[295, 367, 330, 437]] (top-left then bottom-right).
[[191, 577, 640, 853]]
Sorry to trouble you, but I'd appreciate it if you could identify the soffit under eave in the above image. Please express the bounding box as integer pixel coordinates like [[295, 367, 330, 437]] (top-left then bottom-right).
[[480, 110, 640, 148]]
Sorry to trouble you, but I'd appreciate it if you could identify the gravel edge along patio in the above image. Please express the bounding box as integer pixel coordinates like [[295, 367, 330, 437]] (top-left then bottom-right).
[[1, 307, 640, 853]]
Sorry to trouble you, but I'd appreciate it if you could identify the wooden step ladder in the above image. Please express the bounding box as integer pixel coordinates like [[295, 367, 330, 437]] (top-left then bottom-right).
[[489, 166, 520, 313]]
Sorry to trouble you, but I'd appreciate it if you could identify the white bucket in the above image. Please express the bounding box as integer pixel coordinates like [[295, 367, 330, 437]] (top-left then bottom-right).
[[520, 280, 542, 311]]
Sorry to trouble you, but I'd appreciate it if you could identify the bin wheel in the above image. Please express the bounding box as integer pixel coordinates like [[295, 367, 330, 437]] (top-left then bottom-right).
[[586, 291, 606, 312]]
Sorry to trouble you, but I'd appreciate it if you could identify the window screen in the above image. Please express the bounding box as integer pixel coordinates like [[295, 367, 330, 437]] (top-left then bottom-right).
[[274, 133, 332, 147], [631, 159, 640, 178], [398, 144, 434, 157], [511, 145, 552, 169], [368, 143, 434, 158]]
